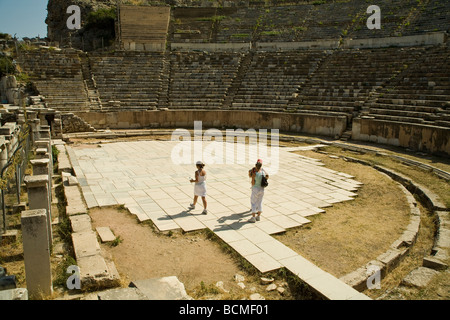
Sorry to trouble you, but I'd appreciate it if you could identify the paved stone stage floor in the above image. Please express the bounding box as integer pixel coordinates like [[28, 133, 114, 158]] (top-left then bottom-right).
[[69, 140, 370, 299]]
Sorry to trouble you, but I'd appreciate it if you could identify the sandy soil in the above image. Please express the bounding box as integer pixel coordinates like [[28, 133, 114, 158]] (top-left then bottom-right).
[[88, 206, 289, 299]]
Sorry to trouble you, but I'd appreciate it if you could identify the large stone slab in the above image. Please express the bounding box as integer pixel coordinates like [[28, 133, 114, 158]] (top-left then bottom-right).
[[98, 287, 146, 300], [65, 185, 87, 216], [129, 276, 192, 300], [78, 255, 121, 291], [401, 267, 439, 288], [72, 231, 101, 259], [96, 227, 116, 243], [70, 214, 92, 233], [0, 288, 28, 300]]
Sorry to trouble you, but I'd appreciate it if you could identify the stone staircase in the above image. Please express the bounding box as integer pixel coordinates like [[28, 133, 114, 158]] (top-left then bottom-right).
[[167, 51, 241, 109], [230, 51, 325, 112], [366, 45, 450, 128], [19, 48, 89, 112], [157, 52, 171, 109], [88, 51, 165, 111], [80, 53, 103, 111], [289, 47, 428, 123], [222, 51, 253, 108], [402, 0, 450, 36]]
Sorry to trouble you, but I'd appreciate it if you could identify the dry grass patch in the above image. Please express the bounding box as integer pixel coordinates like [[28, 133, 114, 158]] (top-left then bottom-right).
[[321, 146, 450, 208], [274, 150, 411, 278], [363, 202, 442, 299]]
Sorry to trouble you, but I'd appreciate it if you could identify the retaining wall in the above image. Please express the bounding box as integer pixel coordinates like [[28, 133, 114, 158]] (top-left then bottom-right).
[[352, 118, 450, 157], [75, 110, 347, 137]]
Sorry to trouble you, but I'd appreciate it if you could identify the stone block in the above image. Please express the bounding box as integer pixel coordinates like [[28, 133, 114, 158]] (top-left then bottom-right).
[[69, 214, 92, 233], [98, 287, 147, 300], [129, 276, 192, 300], [377, 248, 408, 273], [306, 271, 365, 300], [68, 175, 78, 186], [339, 267, 368, 292], [398, 230, 417, 247], [0, 288, 28, 300], [406, 215, 421, 234], [96, 227, 116, 243], [78, 255, 120, 291], [401, 267, 439, 288], [366, 259, 386, 279], [435, 228, 450, 249], [422, 256, 448, 271], [72, 231, 101, 259], [21, 209, 53, 299]]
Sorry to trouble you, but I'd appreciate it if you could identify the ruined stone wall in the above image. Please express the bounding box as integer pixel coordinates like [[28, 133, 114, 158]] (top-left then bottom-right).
[[74, 109, 347, 137], [353, 118, 450, 157]]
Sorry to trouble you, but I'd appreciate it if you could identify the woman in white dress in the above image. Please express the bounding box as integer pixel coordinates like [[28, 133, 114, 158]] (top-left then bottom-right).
[[248, 159, 268, 223], [189, 161, 208, 214]]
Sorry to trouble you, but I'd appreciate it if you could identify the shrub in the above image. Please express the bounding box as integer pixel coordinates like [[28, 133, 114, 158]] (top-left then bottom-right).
[[85, 8, 117, 30], [0, 56, 15, 77]]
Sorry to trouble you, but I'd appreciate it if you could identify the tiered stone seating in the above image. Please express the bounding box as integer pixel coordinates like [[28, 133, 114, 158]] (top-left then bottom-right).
[[347, 0, 444, 39], [216, 2, 362, 43], [289, 47, 426, 119], [167, 52, 241, 109], [88, 51, 165, 110], [215, 7, 265, 43], [231, 51, 324, 112], [171, 7, 238, 43], [367, 46, 450, 127], [19, 49, 89, 111], [171, 1, 449, 45], [299, 1, 363, 41], [403, 0, 450, 35]]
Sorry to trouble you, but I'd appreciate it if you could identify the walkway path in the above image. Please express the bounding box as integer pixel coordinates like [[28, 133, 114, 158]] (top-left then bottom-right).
[[67, 140, 370, 300]]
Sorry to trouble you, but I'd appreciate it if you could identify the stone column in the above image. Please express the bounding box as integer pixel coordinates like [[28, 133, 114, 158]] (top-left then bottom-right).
[[30, 158, 49, 176], [26, 111, 38, 144], [35, 140, 53, 178], [35, 140, 51, 154], [39, 125, 51, 141], [30, 158, 52, 218], [21, 209, 53, 299], [24, 175, 52, 247], [0, 139, 9, 173], [32, 119, 40, 142]]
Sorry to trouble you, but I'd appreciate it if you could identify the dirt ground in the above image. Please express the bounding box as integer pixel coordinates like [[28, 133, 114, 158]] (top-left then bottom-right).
[[88, 206, 290, 300]]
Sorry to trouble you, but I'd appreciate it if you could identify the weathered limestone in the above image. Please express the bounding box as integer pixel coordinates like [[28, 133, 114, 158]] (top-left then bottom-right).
[[30, 158, 49, 175], [72, 231, 101, 259], [119, 5, 170, 52], [0, 138, 9, 171], [21, 209, 53, 299], [98, 287, 147, 300], [96, 227, 116, 243], [64, 185, 87, 216], [53, 141, 72, 173], [24, 175, 53, 247], [0, 288, 28, 300], [401, 267, 439, 288], [69, 214, 92, 233], [129, 276, 192, 300], [423, 256, 448, 271]]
